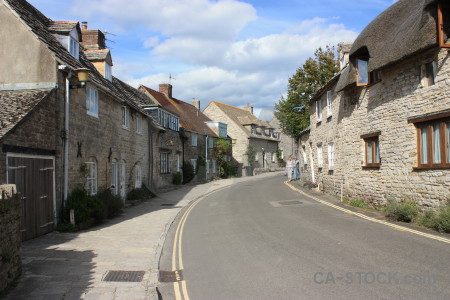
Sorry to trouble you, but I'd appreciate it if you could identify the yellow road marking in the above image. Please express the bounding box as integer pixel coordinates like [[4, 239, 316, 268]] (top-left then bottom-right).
[[285, 181, 450, 245]]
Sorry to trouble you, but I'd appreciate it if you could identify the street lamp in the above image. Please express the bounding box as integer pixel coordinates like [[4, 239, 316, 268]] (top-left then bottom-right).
[[70, 68, 90, 89]]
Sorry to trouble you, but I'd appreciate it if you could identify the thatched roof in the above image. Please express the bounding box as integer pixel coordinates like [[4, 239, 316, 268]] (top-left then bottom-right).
[[336, 0, 439, 91]]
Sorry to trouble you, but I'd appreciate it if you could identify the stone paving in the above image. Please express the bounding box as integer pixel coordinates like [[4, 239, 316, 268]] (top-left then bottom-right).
[[3, 172, 283, 300]]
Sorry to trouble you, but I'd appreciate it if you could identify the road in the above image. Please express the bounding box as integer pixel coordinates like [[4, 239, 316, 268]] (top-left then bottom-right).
[[158, 174, 450, 300]]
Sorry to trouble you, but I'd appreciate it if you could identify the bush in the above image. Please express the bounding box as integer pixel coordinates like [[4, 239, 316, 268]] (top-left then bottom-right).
[[172, 172, 182, 185], [126, 185, 154, 201], [56, 222, 78, 233], [64, 188, 105, 226], [183, 161, 195, 184], [97, 189, 123, 218], [385, 199, 419, 223], [221, 161, 236, 178], [303, 180, 318, 189], [417, 210, 437, 228], [434, 205, 450, 233]]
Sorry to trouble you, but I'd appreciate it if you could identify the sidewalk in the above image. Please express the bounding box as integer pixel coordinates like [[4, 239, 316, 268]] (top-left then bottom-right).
[[3, 172, 282, 300]]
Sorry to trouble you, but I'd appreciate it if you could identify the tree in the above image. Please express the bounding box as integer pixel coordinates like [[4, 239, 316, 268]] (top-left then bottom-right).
[[214, 138, 232, 177], [274, 45, 339, 137], [245, 144, 257, 167]]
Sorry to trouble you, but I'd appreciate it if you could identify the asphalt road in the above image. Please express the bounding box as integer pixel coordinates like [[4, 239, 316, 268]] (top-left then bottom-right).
[[159, 174, 450, 300]]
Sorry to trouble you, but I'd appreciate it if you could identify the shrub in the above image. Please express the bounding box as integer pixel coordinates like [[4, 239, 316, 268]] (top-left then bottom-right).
[[126, 185, 154, 201], [172, 172, 182, 185], [221, 161, 236, 178], [385, 199, 419, 223], [417, 209, 437, 228], [434, 205, 450, 233], [55, 222, 78, 233], [97, 189, 123, 218], [303, 180, 318, 189], [346, 199, 370, 209], [64, 188, 105, 225], [183, 161, 195, 184]]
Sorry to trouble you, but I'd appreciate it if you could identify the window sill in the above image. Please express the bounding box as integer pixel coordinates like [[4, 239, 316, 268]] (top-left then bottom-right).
[[413, 166, 450, 170], [122, 126, 130, 131], [87, 112, 99, 118], [362, 165, 381, 169]]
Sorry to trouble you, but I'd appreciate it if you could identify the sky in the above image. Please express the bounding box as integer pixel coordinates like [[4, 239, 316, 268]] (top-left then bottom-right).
[[28, 0, 396, 120]]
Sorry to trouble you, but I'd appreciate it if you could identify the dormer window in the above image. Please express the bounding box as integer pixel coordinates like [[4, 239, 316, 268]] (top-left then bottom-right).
[[105, 62, 112, 81], [356, 57, 369, 86], [251, 125, 256, 135], [438, 4, 450, 47], [69, 37, 79, 59]]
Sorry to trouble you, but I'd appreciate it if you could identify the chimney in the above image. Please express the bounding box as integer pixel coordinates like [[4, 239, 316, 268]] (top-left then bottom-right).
[[159, 84, 172, 98], [244, 103, 253, 114], [338, 42, 352, 70], [192, 98, 200, 110], [81, 27, 106, 50], [81, 21, 88, 30]]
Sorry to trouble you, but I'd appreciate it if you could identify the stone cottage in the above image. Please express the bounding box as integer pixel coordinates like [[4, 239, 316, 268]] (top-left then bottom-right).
[[0, 0, 151, 239], [203, 101, 280, 175], [304, 0, 450, 209], [139, 84, 222, 184]]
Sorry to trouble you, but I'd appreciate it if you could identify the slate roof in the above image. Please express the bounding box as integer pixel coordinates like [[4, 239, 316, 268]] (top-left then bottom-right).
[[4, 0, 148, 118], [140, 85, 217, 136], [0, 89, 54, 138], [47, 21, 79, 35], [209, 101, 277, 140], [336, 0, 439, 91]]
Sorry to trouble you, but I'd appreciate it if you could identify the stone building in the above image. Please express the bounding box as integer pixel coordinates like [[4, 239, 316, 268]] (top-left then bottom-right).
[[139, 84, 222, 184], [303, 0, 450, 209], [203, 101, 280, 175], [269, 116, 297, 165], [0, 0, 152, 239]]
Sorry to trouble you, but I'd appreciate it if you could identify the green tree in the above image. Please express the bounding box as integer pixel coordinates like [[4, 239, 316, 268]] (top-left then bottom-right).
[[245, 144, 257, 166], [274, 45, 339, 137], [214, 138, 232, 177]]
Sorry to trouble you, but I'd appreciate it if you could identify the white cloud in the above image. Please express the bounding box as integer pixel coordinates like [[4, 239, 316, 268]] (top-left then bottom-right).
[[143, 36, 160, 48]]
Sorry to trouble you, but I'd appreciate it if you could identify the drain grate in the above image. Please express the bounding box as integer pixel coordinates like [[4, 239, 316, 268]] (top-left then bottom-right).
[[278, 200, 303, 206], [103, 270, 145, 282], [159, 270, 183, 282]]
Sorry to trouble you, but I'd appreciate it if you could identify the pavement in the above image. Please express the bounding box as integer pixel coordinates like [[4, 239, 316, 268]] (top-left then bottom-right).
[[2, 171, 284, 300]]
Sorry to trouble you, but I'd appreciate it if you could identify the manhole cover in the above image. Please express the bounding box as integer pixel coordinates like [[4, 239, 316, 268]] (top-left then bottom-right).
[[278, 200, 303, 206], [159, 270, 183, 282], [103, 270, 145, 282]]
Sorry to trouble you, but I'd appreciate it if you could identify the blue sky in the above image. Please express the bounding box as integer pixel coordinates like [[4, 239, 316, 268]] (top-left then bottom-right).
[[28, 0, 395, 119]]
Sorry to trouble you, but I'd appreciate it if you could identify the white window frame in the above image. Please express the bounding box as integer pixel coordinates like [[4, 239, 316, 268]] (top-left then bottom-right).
[[328, 142, 334, 170], [69, 37, 79, 60], [86, 86, 99, 117], [136, 115, 142, 134], [326, 91, 332, 117], [208, 137, 214, 149], [105, 62, 112, 81], [176, 153, 181, 172], [317, 143, 323, 168], [191, 132, 198, 146], [85, 161, 97, 195], [122, 106, 129, 129], [272, 152, 276, 162], [316, 99, 322, 123], [135, 165, 142, 188], [190, 158, 197, 172]]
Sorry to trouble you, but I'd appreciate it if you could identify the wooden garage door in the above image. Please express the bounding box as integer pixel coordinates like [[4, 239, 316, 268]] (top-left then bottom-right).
[[7, 155, 55, 241]]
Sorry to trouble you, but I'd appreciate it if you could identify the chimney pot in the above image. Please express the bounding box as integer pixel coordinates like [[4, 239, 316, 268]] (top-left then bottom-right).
[[81, 21, 88, 30], [192, 98, 200, 110]]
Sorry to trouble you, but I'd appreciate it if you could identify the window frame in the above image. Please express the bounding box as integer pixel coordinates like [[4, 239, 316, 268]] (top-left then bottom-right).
[[438, 4, 450, 48], [69, 37, 79, 59], [105, 62, 112, 81], [191, 132, 198, 146], [410, 116, 450, 169], [356, 56, 369, 86], [85, 161, 97, 195], [328, 142, 334, 170], [190, 158, 197, 172], [361, 132, 381, 168], [86, 86, 99, 118], [326, 91, 332, 118], [160, 152, 170, 174], [136, 115, 142, 134], [316, 99, 322, 123], [135, 165, 142, 188], [317, 143, 323, 168], [121, 106, 129, 129]]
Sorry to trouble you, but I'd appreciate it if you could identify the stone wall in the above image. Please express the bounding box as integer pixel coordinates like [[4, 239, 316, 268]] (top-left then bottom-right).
[[0, 185, 22, 292], [183, 130, 217, 183], [269, 117, 296, 160], [306, 47, 450, 208]]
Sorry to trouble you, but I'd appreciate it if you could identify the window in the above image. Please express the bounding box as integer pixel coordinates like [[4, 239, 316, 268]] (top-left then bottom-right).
[[111, 160, 119, 195], [86, 86, 98, 117], [232, 139, 237, 144], [361, 132, 381, 167], [212, 160, 217, 173], [413, 117, 450, 168], [317, 144, 323, 168], [208, 137, 214, 149], [421, 62, 436, 87], [120, 161, 126, 199], [369, 70, 382, 84], [251, 126, 256, 135], [161, 152, 170, 174], [190, 159, 197, 172], [136, 115, 142, 134], [271, 152, 276, 162], [328, 142, 334, 170], [191, 132, 198, 146], [69, 37, 79, 59], [356, 57, 369, 86], [438, 4, 450, 47], [206, 160, 210, 174], [122, 106, 129, 129], [261, 127, 266, 136], [176, 153, 181, 172], [105, 62, 112, 81], [316, 100, 322, 122], [85, 161, 97, 195], [135, 165, 142, 188], [326, 91, 332, 118]]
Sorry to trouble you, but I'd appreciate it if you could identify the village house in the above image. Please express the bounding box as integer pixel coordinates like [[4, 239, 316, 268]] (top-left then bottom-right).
[[269, 116, 296, 164], [302, 0, 450, 209], [0, 0, 153, 240], [139, 84, 224, 185], [203, 101, 280, 175]]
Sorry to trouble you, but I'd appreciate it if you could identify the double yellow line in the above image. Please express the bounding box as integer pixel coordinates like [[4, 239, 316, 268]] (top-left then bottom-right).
[[171, 196, 204, 300], [285, 181, 450, 245]]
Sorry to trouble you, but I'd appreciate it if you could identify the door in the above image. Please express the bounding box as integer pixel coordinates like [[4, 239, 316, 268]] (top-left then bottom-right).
[[111, 160, 119, 195], [120, 161, 126, 200], [7, 155, 55, 241]]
